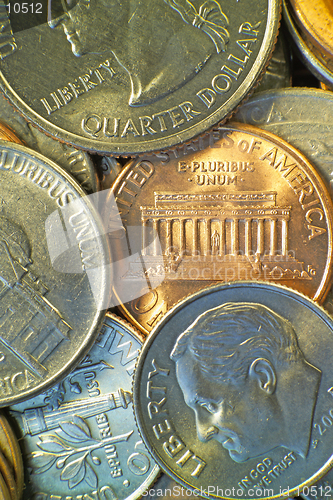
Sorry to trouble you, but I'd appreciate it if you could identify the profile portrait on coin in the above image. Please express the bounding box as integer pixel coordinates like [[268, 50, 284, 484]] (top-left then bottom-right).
[[170, 302, 321, 463], [48, 0, 229, 106]]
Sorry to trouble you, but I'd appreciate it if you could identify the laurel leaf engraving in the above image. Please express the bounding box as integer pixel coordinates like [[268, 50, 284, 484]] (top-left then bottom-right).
[[73, 415, 91, 436], [37, 436, 71, 453], [59, 420, 91, 442], [61, 455, 86, 487], [84, 461, 98, 488], [30, 451, 57, 474]]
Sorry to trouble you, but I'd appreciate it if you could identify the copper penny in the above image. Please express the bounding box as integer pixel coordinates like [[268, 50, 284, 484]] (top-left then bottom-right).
[[0, 413, 24, 500], [0, 471, 11, 500], [0, 122, 23, 145], [287, 0, 333, 62], [106, 123, 333, 334], [0, 449, 17, 500]]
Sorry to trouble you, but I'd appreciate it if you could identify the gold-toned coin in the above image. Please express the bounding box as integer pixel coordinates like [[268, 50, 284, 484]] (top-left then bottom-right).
[[106, 123, 333, 334], [0, 122, 23, 145], [283, 0, 333, 86], [0, 449, 17, 500], [287, 0, 333, 62], [0, 471, 11, 500], [0, 413, 23, 500], [320, 82, 333, 91]]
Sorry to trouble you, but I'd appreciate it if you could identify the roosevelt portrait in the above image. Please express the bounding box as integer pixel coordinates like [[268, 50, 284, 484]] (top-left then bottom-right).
[[170, 302, 321, 463], [48, 0, 230, 106]]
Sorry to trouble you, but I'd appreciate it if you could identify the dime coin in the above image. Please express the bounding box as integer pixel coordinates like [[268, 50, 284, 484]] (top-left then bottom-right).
[[0, 140, 110, 405], [133, 281, 333, 499], [0, 93, 99, 193], [0, 0, 280, 155], [107, 123, 333, 334], [233, 87, 333, 193], [144, 473, 205, 500], [9, 313, 159, 499], [0, 412, 24, 500]]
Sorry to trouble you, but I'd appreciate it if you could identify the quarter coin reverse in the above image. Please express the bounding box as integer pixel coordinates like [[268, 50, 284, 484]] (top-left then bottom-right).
[[0, 141, 110, 405]]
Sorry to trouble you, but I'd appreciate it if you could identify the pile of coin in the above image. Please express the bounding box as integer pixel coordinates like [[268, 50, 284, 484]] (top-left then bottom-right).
[[1, 0, 333, 499]]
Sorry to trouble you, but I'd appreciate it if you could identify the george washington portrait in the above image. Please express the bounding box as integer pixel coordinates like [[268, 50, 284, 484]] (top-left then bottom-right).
[[48, 0, 230, 106]]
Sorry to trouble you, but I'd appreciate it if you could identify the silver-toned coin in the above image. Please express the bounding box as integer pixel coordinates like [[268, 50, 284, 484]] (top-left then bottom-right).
[[144, 473, 205, 500], [300, 469, 333, 500], [0, 93, 99, 193], [233, 87, 333, 192], [99, 156, 124, 191], [0, 140, 110, 405], [254, 30, 292, 94], [9, 313, 159, 499], [0, 0, 279, 155], [134, 281, 333, 499]]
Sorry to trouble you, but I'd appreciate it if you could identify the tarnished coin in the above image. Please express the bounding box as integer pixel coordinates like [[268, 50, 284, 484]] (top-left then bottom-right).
[[0, 412, 24, 500], [9, 313, 159, 499], [0, 448, 18, 500], [98, 156, 124, 191], [133, 281, 333, 499], [0, 140, 110, 405], [0, 0, 279, 155], [0, 472, 11, 500], [107, 123, 333, 334], [233, 87, 333, 193], [287, 0, 333, 62], [282, 0, 333, 87], [0, 93, 99, 192]]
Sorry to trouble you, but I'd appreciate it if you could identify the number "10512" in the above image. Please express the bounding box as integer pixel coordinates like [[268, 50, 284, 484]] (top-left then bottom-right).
[[7, 3, 42, 13]]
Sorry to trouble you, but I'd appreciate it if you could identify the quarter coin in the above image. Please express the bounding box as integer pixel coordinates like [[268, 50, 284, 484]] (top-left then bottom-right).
[[0, 140, 110, 405], [1, 0, 280, 154]]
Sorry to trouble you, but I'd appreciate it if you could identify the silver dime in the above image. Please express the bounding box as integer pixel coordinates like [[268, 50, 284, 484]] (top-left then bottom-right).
[[0, 140, 110, 405], [134, 281, 333, 499], [0, 93, 99, 193], [9, 313, 159, 499]]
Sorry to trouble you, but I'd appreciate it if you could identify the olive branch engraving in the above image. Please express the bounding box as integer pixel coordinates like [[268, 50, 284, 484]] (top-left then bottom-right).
[[29, 415, 133, 489]]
